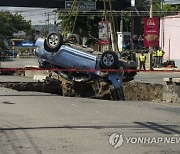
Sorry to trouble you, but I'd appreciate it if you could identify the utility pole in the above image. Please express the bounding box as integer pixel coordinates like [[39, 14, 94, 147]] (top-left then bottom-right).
[[53, 10, 57, 32], [108, 0, 118, 52], [149, 0, 153, 70], [45, 12, 50, 33], [47, 13, 50, 32], [161, 0, 164, 11], [103, 0, 110, 50], [150, 0, 153, 18]]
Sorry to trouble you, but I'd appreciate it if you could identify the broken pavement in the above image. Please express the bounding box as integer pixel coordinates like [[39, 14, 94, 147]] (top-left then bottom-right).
[[0, 69, 179, 103]]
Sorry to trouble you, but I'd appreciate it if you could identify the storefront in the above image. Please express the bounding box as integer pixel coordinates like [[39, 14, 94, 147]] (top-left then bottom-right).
[[14, 41, 37, 57]]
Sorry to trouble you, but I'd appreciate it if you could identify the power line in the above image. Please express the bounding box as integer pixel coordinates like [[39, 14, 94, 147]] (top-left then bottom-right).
[[58, 10, 180, 17]]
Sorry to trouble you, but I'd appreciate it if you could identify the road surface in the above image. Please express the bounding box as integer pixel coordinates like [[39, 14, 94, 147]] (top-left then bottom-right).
[[0, 87, 179, 154]]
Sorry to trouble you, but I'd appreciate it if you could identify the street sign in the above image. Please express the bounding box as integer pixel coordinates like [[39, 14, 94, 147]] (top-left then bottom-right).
[[131, 0, 135, 7], [65, 1, 96, 10]]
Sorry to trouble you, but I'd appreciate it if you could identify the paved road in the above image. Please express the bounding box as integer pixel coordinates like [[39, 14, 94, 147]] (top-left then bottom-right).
[[0, 57, 39, 68], [135, 71, 180, 84], [0, 88, 180, 154]]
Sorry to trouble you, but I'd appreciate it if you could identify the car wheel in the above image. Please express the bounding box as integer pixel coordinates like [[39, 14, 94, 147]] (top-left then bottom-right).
[[120, 51, 137, 62], [100, 51, 118, 69], [44, 32, 63, 52], [66, 34, 81, 44]]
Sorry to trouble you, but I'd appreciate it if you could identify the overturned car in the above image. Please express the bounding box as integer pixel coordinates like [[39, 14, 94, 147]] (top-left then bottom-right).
[[35, 32, 138, 100]]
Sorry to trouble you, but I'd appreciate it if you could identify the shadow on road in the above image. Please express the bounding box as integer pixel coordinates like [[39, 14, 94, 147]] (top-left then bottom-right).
[[0, 122, 180, 134], [134, 122, 180, 134]]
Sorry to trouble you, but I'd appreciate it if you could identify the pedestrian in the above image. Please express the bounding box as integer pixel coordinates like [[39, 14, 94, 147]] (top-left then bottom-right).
[[1, 51, 5, 61], [0, 47, 2, 61], [132, 35, 138, 50], [138, 35, 144, 50], [157, 47, 164, 68], [126, 42, 131, 50], [122, 42, 127, 51], [152, 47, 158, 68], [139, 52, 146, 71]]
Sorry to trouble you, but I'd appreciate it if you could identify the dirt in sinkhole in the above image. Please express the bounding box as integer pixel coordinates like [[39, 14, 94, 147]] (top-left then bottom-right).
[[0, 75, 163, 101]]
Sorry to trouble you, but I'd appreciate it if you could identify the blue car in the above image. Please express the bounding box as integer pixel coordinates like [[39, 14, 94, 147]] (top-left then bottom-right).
[[35, 32, 138, 100]]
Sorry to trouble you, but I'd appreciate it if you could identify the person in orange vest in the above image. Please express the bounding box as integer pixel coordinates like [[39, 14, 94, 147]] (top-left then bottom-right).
[[139, 52, 146, 71]]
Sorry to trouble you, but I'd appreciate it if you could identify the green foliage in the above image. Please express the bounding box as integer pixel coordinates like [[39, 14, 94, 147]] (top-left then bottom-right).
[[153, 1, 180, 11], [152, 2, 180, 17], [121, 11, 131, 32], [58, 12, 101, 40], [0, 11, 32, 37], [0, 38, 6, 50]]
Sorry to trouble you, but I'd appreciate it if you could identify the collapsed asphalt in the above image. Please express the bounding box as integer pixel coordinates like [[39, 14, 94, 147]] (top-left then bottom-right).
[[0, 75, 163, 101]]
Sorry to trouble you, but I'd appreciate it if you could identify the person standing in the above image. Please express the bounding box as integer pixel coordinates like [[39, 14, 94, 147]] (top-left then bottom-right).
[[132, 35, 138, 50], [138, 35, 144, 50], [152, 47, 158, 68], [157, 47, 164, 68], [139, 52, 146, 70], [122, 42, 127, 51]]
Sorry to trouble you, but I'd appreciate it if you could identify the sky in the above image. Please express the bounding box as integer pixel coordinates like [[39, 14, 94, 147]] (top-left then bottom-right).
[[0, 7, 56, 25], [164, 0, 180, 5]]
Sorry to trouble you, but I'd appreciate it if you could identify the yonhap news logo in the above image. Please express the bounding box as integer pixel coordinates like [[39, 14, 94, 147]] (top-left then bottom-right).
[[109, 132, 180, 148], [109, 133, 124, 148]]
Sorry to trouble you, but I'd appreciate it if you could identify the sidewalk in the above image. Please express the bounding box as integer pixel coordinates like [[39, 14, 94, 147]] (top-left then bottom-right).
[[153, 67, 180, 71], [135, 70, 180, 84], [0, 75, 35, 82]]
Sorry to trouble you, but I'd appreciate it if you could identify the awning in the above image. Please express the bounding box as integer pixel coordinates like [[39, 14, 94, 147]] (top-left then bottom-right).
[[98, 40, 110, 45], [16, 41, 36, 47]]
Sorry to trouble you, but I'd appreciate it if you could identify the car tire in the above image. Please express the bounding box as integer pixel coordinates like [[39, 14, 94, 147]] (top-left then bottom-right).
[[44, 32, 63, 52], [100, 51, 118, 69], [120, 51, 137, 62], [66, 34, 81, 44]]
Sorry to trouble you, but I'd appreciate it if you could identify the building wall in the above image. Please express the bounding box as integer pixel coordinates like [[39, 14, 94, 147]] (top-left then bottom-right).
[[159, 14, 180, 67]]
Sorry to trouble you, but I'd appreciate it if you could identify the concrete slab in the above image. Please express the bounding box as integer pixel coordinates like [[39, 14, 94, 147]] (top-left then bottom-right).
[[25, 65, 39, 68], [153, 67, 180, 71], [172, 78, 180, 83], [163, 78, 172, 82], [25, 70, 49, 78], [33, 75, 47, 82]]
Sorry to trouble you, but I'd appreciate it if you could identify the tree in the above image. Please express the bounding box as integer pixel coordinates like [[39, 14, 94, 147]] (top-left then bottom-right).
[[0, 11, 35, 50], [153, 1, 180, 12], [0, 39, 6, 49], [58, 12, 101, 42], [0, 11, 32, 37]]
